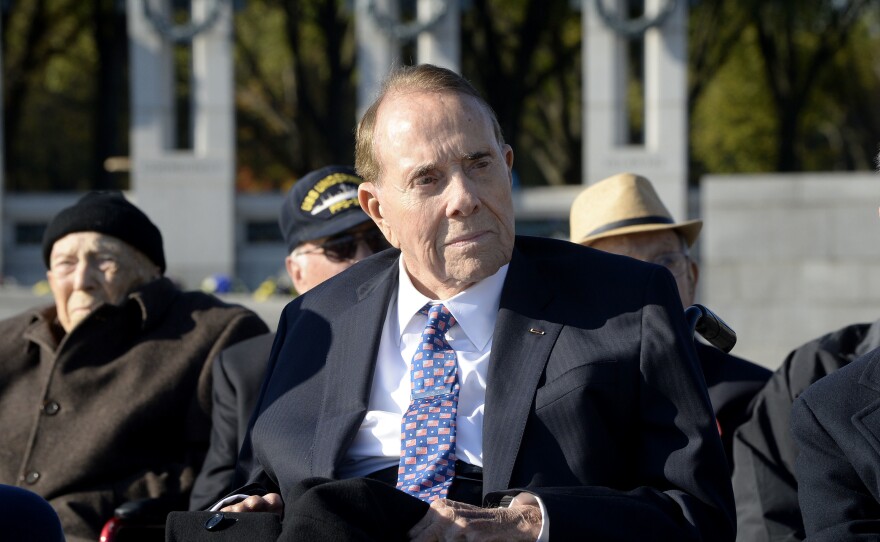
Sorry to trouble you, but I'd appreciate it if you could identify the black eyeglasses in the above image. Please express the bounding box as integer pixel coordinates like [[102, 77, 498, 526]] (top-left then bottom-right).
[[295, 228, 390, 262]]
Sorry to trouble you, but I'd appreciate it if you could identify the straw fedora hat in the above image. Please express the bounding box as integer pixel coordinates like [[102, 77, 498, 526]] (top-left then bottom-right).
[[569, 172, 702, 247]]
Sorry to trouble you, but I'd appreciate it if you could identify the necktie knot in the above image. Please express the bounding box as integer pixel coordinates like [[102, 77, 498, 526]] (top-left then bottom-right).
[[420, 303, 457, 337]]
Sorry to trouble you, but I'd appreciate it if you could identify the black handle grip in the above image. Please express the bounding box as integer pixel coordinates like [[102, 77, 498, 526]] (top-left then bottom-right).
[[685, 304, 737, 353]]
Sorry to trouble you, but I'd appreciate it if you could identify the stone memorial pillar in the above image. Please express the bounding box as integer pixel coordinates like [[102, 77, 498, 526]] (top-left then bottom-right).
[[356, 0, 399, 120], [355, 0, 461, 118], [127, 0, 235, 288], [417, 0, 460, 72], [583, 0, 688, 219]]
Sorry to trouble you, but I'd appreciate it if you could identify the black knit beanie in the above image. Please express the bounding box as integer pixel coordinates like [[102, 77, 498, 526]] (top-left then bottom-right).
[[42, 191, 166, 273]]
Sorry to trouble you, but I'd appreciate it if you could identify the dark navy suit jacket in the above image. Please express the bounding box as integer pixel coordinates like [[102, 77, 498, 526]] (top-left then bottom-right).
[[234, 236, 735, 540], [793, 347, 880, 540], [190, 333, 275, 511], [695, 341, 771, 469]]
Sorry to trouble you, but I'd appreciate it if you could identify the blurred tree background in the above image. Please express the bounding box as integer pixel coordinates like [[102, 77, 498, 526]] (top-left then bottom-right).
[[2, 0, 880, 193]]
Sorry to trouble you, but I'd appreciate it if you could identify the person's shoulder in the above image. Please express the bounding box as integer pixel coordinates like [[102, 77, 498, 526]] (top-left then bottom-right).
[[217, 332, 275, 366], [800, 346, 880, 408], [790, 321, 875, 362], [174, 289, 250, 311], [0, 305, 50, 329], [513, 235, 656, 279], [776, 321, 876, 396]]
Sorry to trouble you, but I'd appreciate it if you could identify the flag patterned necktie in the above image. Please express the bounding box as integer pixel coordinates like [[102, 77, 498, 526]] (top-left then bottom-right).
[[396, 302, 460, 502]]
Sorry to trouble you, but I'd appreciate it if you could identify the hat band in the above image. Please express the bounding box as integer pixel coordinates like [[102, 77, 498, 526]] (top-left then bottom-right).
[[587, 215, 674, 238]]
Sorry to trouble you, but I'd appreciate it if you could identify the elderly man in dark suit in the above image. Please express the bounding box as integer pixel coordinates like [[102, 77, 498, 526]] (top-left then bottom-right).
[[791, 346, 880, 540], [0, 192, 268, 542], [190, 166, 389, 510], [208, 64, 734, 541], [569, 172, 771, 469]]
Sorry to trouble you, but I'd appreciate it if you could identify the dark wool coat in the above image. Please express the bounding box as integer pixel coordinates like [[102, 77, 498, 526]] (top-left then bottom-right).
[[731, 320, 880, 542], [792, 347, 880, 540], [0, 277, 268, 542]]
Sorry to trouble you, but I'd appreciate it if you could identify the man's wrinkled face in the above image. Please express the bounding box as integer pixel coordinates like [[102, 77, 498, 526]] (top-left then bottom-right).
[[358, 91, 516, 299], [590, 229, 699, 307], [47, 232, 160, 332]]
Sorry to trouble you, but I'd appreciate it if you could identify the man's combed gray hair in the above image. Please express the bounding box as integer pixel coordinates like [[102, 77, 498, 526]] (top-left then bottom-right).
[[354, 64, 505, 185]]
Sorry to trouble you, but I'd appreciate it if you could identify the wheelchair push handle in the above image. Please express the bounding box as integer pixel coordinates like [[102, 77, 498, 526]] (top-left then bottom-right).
[[685, 303, 737, 354]]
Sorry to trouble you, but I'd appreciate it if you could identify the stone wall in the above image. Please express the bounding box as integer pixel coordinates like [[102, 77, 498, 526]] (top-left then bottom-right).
[[700, 173, 880, 370]]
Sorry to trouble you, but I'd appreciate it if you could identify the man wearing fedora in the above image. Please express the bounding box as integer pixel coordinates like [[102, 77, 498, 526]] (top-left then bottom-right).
[[189, 166, 390, 511], [570, 172, 771, 468]]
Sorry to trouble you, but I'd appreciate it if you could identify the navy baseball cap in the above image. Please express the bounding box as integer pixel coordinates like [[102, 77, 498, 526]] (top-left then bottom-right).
[[279, 166, 372, 253]]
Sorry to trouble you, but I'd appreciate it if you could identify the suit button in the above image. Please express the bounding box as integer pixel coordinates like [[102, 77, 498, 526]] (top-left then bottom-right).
[[43, 401, 60, 416], [24, 471, 40, 484]]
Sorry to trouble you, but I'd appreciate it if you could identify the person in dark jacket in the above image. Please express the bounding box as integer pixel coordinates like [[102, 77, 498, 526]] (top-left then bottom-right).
[[731, 321, 880, 542], [0, 192, 268, 542], [189, 166, 390, 510], [791, 345, 880, 541], [569, 172, 772, 469], [203, 63, 734, 542]]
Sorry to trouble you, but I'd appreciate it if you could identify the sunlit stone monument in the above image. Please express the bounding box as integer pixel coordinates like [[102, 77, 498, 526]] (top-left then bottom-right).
[[355, 0, 460, 118], [127, 0, 235, 288], [583, 0, 688, 219]]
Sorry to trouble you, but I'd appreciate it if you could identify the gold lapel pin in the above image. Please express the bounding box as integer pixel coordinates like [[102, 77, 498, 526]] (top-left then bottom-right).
[[528, 328, 545, 335]]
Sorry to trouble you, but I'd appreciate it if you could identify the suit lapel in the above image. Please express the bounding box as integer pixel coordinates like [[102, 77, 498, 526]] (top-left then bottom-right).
[[482, 247, 561, 494], [853, 354, 880, 461], [310, 258, 399, 477]]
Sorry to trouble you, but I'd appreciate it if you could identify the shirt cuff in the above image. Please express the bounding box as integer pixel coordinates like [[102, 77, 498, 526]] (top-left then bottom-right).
[[507, 491, 548, 541]]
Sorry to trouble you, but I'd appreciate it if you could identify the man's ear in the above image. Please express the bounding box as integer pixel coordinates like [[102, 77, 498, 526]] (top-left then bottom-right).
[[503, 143, 515, 182], [358, 183, 398, 248], [285, 255, 306, 295]]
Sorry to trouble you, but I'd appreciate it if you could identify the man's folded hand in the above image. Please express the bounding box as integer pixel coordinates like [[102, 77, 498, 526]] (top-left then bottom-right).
[[407, 498, 542, 541], [219, 493, 283, 515]]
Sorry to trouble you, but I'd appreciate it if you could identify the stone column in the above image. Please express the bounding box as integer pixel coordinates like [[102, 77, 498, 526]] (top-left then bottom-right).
[[127, 0, 235, 288], [583, 0, 688, 220], [355, 0, 399, 120], [355, 0, 462, 117], [417, 0, 460, 72]]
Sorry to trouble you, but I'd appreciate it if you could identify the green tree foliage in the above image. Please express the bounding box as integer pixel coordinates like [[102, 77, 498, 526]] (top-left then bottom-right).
[[2, 0, 103, 191], [461, 0, 582, 187], [3, 0, 880, 193], [691, 26, 778, 174], [234, 0, 357, 191], [689, 0, 880, 176]]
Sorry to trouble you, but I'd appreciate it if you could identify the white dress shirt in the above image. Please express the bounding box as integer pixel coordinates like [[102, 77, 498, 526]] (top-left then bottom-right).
[[338, 257, 508, 478], [338, 257, 548, 541]]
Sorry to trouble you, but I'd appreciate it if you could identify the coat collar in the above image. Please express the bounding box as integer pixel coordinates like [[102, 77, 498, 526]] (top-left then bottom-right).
[[125, 277, 180, 331], [20, 277, 178, 352], [850, 352, 880, 459], [859, 351, 880, 393], [22, 305, 62, 354], [854, 319, 880, 359]]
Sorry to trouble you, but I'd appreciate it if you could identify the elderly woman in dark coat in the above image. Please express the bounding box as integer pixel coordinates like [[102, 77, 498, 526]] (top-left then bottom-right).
[[0, 192, 268, 542]]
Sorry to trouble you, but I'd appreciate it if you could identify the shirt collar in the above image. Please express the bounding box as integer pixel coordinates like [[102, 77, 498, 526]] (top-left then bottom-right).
[[396, 257, 508, 351]]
